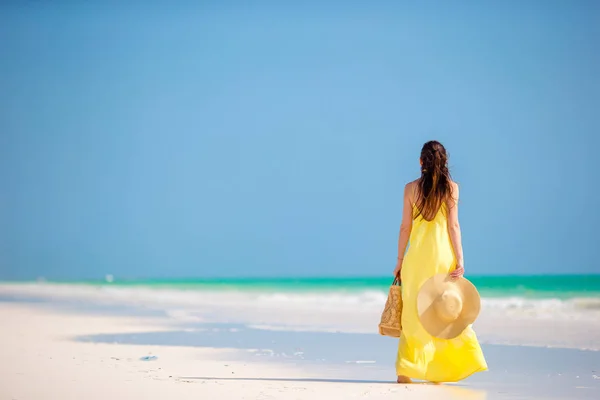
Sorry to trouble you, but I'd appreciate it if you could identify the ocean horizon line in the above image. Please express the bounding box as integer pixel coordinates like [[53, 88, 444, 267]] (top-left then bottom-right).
[[2, 272, 600, 283]]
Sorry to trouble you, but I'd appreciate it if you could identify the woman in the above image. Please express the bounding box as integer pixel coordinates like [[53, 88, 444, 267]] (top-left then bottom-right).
[[392, 140, 488, 383]]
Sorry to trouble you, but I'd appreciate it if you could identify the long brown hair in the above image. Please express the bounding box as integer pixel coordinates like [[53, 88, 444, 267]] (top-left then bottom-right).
[[414, 140, 453, 221]]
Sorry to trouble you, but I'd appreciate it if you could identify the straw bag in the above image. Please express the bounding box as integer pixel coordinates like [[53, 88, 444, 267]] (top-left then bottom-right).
[[378, 276, 402, 337]]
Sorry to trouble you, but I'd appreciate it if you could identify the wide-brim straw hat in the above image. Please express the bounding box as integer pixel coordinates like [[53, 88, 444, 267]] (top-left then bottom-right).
[[417, 273, 481, 339]]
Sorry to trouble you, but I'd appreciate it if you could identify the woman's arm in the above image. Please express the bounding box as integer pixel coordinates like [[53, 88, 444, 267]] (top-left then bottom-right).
[[393, 183, 414, 277], [447, 182, 465, 278]]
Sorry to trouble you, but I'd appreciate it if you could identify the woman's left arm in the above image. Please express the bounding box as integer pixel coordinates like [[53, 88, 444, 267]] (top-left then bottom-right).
[[393, 183, 413, 276]]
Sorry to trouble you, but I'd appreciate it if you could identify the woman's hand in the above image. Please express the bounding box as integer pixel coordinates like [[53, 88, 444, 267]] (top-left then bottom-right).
[[450, 261, 465, 279], [393, 258, 403, 277]]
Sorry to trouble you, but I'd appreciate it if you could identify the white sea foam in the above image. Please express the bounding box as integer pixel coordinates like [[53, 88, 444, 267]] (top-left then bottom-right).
[[256, 290, 388, 308], [1, 283, 599, 319]]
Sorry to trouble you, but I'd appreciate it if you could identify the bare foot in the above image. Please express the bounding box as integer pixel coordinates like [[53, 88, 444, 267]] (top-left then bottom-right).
[[397, 375, 412, 384]]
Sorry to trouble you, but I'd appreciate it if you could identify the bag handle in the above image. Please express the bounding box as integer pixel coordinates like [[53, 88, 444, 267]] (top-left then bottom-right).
[[392, 274, 401, 286]]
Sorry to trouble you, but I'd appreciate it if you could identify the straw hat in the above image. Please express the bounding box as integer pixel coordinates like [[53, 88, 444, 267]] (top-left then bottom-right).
[[417, 273, 481, 339]]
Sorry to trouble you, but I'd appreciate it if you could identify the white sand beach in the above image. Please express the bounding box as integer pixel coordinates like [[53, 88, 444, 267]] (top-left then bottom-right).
[[0, 303, 472, 400], [0, 284, 599, 400]]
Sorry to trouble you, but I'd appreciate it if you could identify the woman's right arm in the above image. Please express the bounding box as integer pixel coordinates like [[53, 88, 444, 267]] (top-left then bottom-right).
[[447, 182, 465, 279]]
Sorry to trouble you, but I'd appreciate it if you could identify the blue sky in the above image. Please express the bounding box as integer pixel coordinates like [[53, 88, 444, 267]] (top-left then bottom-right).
[[1, 1, 599, 280]]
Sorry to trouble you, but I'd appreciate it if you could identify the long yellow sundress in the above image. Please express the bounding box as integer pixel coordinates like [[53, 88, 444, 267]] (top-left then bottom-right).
[[396, 203, 488, 382]]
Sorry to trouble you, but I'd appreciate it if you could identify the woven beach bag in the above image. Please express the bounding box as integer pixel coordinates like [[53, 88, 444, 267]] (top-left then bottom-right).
[[378, 276, 403, 337]]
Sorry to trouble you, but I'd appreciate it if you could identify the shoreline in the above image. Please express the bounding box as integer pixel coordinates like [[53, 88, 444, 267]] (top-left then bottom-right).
[[2, 282, 600, 351]]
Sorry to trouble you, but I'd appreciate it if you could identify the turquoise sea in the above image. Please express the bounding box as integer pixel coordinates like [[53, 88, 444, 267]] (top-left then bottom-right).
[[32, 274, 600, 300]]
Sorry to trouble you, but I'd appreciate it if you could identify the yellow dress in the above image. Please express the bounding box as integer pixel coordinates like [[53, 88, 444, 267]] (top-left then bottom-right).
[[396, 204, 488, 382]]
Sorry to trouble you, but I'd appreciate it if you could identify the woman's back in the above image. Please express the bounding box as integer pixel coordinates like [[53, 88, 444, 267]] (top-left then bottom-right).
[[404, 180, 457, 270]]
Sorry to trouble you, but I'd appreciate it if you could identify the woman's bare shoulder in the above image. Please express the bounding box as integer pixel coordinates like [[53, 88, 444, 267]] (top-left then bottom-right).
[[449, 180, 460, 202], [404, 179, 420, 191], [404, 179, 420, 201]]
